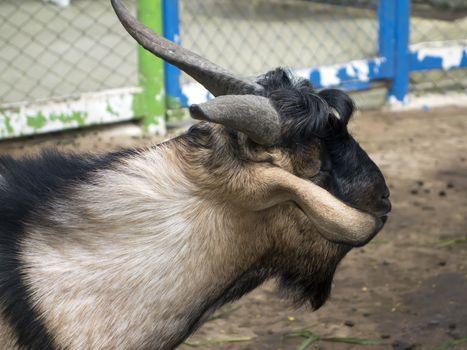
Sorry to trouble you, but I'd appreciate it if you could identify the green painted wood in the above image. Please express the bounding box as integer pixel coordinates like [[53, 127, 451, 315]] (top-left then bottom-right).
[[0, 88, 141, 140], [136, 0, 166, 133], [0, 0, 167, 140]]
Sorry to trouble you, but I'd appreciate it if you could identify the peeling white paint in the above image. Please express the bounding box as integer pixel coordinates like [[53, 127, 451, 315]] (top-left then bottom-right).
[[0, 87, 165, 139], [373, 57, 386, 74], [411, 41, 467, 70], [319, 65, 341, 87], [294, 68, 312, 80], [155, 92, 164, 102], [310, 58, 384, 88], [181, 82, 212, 105], [345, 60, 370, 82], [147, 118, 166, 135], [389, 92, 467, 111], [388, 95, 409, 107], [181, 57, 387, 106]]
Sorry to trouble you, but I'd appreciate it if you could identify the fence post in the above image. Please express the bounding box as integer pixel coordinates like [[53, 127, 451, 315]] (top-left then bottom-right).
[[388, 0, 411, 103], [135, 0, 166, 133], [378, 0, 396, 76], [163, 0, 187, 110]]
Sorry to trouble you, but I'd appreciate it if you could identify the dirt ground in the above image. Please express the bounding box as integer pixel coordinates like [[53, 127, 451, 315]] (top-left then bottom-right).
[[0, 106, 466, 350]]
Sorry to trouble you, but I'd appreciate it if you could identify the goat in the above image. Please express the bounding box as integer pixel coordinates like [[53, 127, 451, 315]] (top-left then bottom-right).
[[0, 0, 391, 349]]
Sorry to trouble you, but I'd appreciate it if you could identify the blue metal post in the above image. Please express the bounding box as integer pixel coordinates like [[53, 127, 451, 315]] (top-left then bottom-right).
[[377, 0, 396, 77], [162, 0, 187, 108], [389, 0, 411, 103]]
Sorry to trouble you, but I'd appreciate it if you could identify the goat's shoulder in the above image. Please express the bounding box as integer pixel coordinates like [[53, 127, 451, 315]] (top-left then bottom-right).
[[0, 149, 135, 222]]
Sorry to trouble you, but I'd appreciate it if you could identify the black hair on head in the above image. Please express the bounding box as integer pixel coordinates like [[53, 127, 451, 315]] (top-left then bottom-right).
[[256, 68, 294, 92], [318, 88, 355, 138], [319, 89, 354, 124], [256, 68, 356, 144]]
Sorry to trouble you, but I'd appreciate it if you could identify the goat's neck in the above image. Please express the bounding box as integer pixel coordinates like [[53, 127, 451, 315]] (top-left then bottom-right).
[[20, 146, 269, 349]]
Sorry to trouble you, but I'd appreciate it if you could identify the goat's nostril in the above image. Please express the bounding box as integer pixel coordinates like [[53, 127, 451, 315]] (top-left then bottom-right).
[[382, 188, 390, 199], [381, 197, 392, 214]]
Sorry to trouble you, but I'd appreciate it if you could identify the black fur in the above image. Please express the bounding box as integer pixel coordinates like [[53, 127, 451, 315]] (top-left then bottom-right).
[[253, 68, 390, 307], [257, 67, 390, 216], [178, 241, 348, 350], [177, 258, 273, 348], [0, 149, 133, 350], [257, 68, 354, 144], [215, 248, 345, 311], [176, 68, 389, 315]]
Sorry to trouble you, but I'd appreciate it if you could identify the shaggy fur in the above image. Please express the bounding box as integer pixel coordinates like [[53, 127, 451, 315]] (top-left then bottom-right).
[[0, 68, 390, 350]]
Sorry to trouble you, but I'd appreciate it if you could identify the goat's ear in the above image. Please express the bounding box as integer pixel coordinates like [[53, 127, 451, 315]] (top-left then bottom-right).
[[242, 166, 382, 247], [318, 89, 354, 127], [189, 95, 281, 146]]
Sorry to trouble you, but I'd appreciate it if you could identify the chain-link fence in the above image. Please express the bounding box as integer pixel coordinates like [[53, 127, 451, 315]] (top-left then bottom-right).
[[2, 0, 467, 106], [0, 0, 137, 105], [179, 0, 379, 83], [1, 0, 466, 139], [0, 0, 168, 139], [410, 3, 467, 95], [175, 0, 467, 105]]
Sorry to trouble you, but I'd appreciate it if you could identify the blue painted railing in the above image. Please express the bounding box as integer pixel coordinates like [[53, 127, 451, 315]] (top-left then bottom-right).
[[162, 0, 467, 106], [162, 0, 187, 108]]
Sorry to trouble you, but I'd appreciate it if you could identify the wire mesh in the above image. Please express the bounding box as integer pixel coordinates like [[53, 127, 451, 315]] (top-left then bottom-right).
[[179, 0, 380, 86], [2, 0, 466, 110], [0, 0, 137, 106], [410, 3, 467, 94]]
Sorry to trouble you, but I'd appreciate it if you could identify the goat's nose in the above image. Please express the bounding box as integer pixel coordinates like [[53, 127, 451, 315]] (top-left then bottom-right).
[[380, 197, 392, 213], [373, 186, 391, 217], [376, 195, 392, 218], [382, 187, 390, 199]]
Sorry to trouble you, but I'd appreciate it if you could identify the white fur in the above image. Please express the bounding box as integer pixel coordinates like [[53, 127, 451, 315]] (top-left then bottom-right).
[[19, 146, 263, 349]]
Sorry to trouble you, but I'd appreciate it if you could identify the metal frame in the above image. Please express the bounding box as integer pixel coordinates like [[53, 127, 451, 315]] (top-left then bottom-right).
[[0, 0, 166, 140], [163, 0, 467, 107]]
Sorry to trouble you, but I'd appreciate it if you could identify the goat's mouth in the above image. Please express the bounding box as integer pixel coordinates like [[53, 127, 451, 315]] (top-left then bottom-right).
[[372, 207, 391, 228], [310, 210, 388, 248], [371, 206, 390, 225], [348, 197, 392, 233], [372, 205, 391, 229], [360, 211, 390, 243], [380, 214, 389, 224], [343, 209, 390, 247]]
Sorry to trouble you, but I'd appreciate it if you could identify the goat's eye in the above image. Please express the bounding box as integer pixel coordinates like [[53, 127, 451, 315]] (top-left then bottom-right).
[[319, 156, 333, 175], [308, 165, 332, 184]]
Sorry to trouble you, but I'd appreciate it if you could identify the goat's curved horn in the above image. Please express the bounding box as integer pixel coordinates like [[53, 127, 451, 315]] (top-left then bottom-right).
[[111, 0, 264, 97], [288, 174, 384, 246], [189, 95, 281, 146], [249, 167, 384, 246]]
